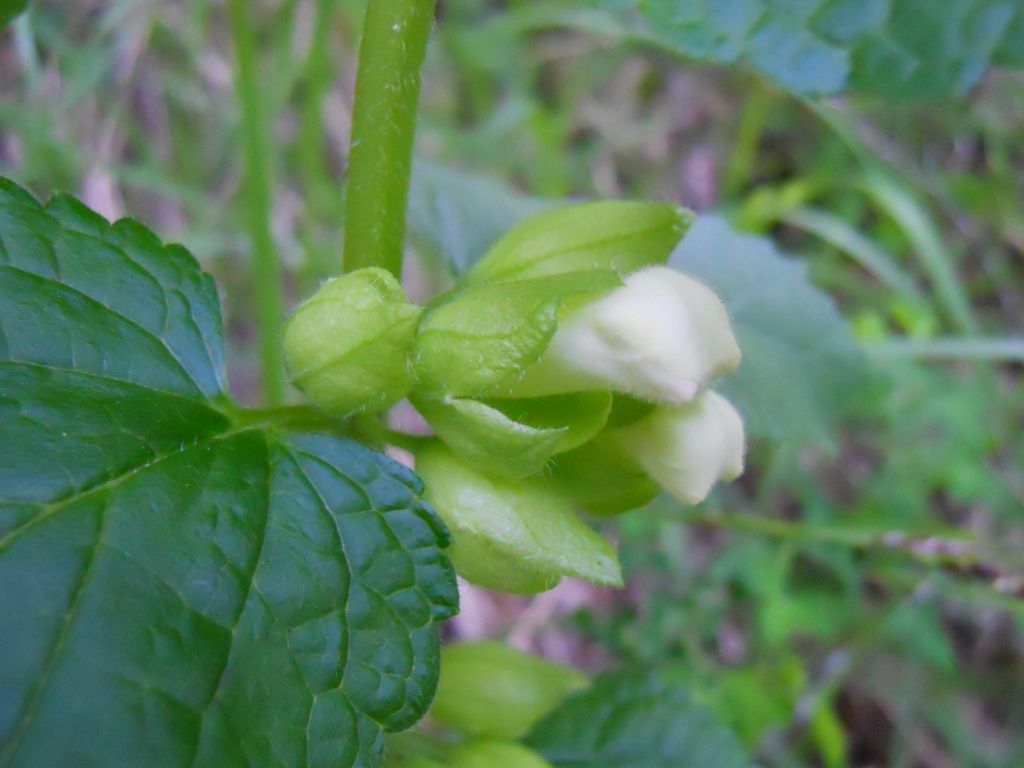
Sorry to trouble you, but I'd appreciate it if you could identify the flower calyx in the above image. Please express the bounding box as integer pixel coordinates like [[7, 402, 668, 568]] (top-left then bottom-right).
[[283, 267, 421, 414], [282, 201, 746, 595]]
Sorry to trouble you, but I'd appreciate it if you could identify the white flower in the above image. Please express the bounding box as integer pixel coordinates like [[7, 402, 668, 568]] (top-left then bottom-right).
[[606, 389, 745, 505], [509, 266, 741, 404]]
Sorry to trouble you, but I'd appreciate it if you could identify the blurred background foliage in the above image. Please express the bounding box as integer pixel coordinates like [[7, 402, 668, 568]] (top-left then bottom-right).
[[2, 1, 1024, 766]]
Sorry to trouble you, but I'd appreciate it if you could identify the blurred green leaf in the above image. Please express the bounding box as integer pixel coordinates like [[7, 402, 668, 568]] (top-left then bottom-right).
[[706, 657, 805, 746], [606, 0, 1024, 99], [431, 642, 588, 740], [672, 216, 871, 444], [857, 363, 1019, 525], [0, 0, 27, 27], [525, 669, 751, 768], [408, 160, 557, 275], [861, 170, 977, 334], [883, 600, 957, 675]]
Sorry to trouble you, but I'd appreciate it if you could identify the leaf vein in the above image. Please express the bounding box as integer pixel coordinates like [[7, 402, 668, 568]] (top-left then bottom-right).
[[0, 263, 205, 396]]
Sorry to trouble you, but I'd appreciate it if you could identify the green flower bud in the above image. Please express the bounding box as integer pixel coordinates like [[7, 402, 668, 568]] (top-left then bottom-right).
[[466, 200, 692, 285], [446, 741, 554, 768], [431, 642, 588, 740], [415, 444, 622, 593], [415, 270, 620, 398], [283, 267, 422, 415]]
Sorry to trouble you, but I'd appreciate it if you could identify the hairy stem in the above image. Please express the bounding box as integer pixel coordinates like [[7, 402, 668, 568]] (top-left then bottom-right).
[[343, 0, 435, 277], [228, 0, 285, 405]]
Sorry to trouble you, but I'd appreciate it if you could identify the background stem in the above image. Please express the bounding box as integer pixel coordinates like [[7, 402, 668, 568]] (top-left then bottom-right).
[[343, 0, 435, 277], [867, 336, 1024, 363], [297, 0, 342, 287], [228, 0, 285, 405]]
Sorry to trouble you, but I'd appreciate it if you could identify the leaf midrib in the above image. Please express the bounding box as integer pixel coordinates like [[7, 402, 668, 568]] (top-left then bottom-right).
[[2, 430, 274, 767], [0, 500, 107, 765], [0, 421, 249, 551]]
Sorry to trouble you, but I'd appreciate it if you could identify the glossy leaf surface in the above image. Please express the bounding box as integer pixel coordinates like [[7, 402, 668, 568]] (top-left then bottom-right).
[[612, 0, 1024, 99], [0, 178, 457, 768]]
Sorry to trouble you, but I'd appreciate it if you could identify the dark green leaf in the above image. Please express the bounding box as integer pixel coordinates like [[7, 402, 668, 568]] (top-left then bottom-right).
[[671, 216, 870, 444], [524, 669, 751, 768], [611, 0, 1024, 99], [0, 178, 457, 767]]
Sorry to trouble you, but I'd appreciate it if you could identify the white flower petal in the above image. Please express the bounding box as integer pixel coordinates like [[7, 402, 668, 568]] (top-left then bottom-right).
[[608, 389, 745, 505], [510, 266, 740, 403]]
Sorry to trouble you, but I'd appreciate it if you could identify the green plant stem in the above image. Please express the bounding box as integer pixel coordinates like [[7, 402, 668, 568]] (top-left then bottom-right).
[[343, 0, 435, 277], [352, 414, 432, 452], [862, 170, 978, 335], [867, 336, 1024, 363], [692, 510, 890, 547], [691, 510, 1024, 580], [692, 510, 983, 560], [228, 0, 285, 405], [723, 86, 771, 199], [783, 206, 923, 302], [229, 404, 352, 437]]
